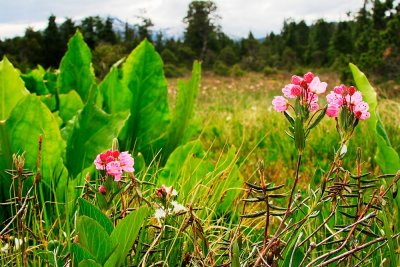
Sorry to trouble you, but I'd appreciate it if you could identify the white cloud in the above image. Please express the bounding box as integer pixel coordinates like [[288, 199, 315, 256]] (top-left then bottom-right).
[[0, 0, 364, 39]]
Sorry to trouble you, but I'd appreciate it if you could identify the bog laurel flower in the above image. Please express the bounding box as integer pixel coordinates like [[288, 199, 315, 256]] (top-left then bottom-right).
[[326, 85, 370, 121], [94, 149, 134, 181], [272, 72, 327, 113]]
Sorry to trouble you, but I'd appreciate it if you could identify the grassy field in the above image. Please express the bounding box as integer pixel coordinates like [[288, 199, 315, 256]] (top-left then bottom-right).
[[168, 71, 400, 187]]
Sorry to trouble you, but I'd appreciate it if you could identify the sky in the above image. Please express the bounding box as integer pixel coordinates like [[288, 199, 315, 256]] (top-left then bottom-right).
[[0, 0, 364, 40]]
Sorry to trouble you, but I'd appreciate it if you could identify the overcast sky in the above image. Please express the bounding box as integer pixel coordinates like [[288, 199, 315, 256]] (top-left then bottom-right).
[[0, 0, 364, 40]]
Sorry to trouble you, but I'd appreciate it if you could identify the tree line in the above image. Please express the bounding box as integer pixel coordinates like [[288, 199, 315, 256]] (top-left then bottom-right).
[[1, 0, 399, 82]]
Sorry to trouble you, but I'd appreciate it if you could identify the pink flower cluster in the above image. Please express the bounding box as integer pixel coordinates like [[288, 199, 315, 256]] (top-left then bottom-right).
[[94, 150, 134, 181], [326, 85, 370, 120], [272, 72, 327, 112]]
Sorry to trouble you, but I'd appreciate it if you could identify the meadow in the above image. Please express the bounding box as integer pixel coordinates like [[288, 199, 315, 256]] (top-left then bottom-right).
[[0, 32, 399, 266]]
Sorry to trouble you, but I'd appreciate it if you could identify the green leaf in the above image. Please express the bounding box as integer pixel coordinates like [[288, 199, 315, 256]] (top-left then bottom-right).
[[59, 90, 84, 123], [65, 103, 129, 177], [2, 95, 66, 187], [162, 61, 201, 163], [307, 105, 327, 131], [0, 56, 29, 121], [58, 31, 95, 102], [121, 39, 170, 160], [349, 63, 400, 173], [99, 62, 131, 114], [77, 216, 116, 265], [20, 65, 49, 95], [284, 111, 295, 126], [232, 240, 241, 267], [105, 207, 149, 267], [78, 259, 102, 267], [78, 198, 114, 235], [71, 243, 96, 266]]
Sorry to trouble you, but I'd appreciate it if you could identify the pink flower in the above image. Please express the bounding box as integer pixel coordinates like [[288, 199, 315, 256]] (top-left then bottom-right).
[[345, 91, 363, 106], [282, 84, 302, 98], [326, 103, 340, 117], [119, 151, 134, 173], [94, 154, 106, 170], [309, 77, 327, 94], [272, 96, 288, 112], [106, 161, 122, 181], [326, 92, 344, 106], [353, 101, 370, 120], [333, 85, 347, 95], [303, 72, 314, 83], [291, 75, 303, 85]]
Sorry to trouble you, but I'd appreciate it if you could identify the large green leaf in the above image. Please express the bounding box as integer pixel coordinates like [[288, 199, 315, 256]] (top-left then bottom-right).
[[65, 102, 129, 177], [99, 61, 131, 114], [121, 39, 170, 159], [158, 140, 213, 194], [77, 215, 116, 265], [20, 65, 49, 95], [58, 31, 95, 102], [162, 61, 201, 163], [78, 198, 114, 235], [0, 56, 29, 121], [349, 63, 400, 173], [105, 207, 149, 267], [71, 243, 96, 266], [3, 95, 66, 187], [59, 90, 84, 123]]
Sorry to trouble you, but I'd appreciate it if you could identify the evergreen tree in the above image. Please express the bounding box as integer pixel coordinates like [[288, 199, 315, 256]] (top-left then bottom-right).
[[43, 15, 63, 68], [183, 1, 219, 61], [100, 17, 117, 44]]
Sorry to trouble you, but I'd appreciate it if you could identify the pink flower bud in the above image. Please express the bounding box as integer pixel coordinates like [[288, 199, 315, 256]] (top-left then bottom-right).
[[333, 84, 347, 95], [291, 75, 303, 85], [303, 72, 314, 83], [99, 185, 106, 195], [348, 86, 356, 96]]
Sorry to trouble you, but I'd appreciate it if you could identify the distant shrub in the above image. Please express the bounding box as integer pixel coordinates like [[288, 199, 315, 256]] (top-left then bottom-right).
[[263, 66, 278, 76], [230, 64, 245, 77], [164, 63, 186, 78], [219, 45, 238, 66], [161, 48, 179, 65], [213, 60, 230, 76]]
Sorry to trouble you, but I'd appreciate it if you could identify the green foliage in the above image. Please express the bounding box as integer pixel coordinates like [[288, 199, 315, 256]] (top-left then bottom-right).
[[263, 66, 278, 76], [0, 57, 29, 121], [350, 63, 400, 173], [230, 64, 245, 77], [59, 31, 95, 102], [163, 63, 186, 78], [73, 201, 149, 267], [162, 61, 201, 162], [213, 60, 230, 76], [121, 39, 170, 158]]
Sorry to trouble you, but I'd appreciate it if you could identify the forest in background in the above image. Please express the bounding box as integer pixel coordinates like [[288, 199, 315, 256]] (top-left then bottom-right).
[[1, 0, 400, 84]]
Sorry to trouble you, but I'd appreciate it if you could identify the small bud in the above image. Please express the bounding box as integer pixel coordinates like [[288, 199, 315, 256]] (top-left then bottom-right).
[[112, 150, 120, 158], [303, 72, 314, 83], [310, 242, 316, 249], [291, 75, 303, 85], [99, 185, 106, 195], [348, 86, 356, 96], [334, 84, 347, 95]]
